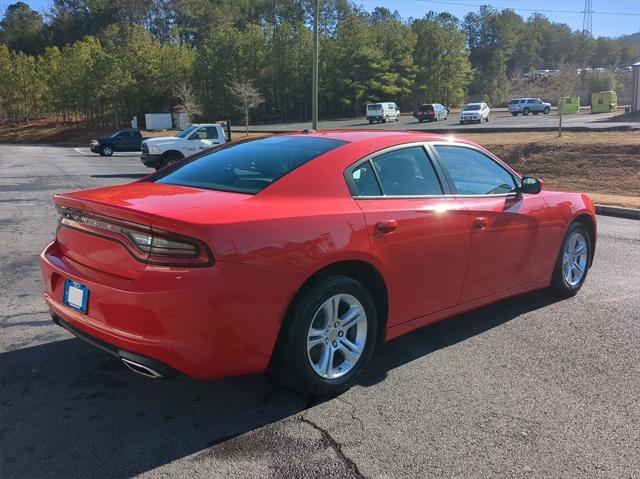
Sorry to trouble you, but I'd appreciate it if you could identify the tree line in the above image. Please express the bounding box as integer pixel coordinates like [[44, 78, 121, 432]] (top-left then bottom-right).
[[0, 0, 638, 126]]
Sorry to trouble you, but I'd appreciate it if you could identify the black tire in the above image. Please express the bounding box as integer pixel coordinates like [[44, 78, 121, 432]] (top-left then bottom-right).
[[522, 108, 530, 116], [485, 116, 490, 122], [162, 152, 183, 168], [100, 145, 113, 157], [383, 116, 388, 123], [550, 222, 592, 297], [419, 119, 423, 123], [368, 120, 373, 124], [511, 112, 518, 116], [543, 106, 551, 115], [273, 276, 378, 397]]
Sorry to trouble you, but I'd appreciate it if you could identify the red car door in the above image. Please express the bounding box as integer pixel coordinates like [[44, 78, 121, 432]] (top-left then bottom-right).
[[432, 144, 549, 302], [348, 144, 471, 328]]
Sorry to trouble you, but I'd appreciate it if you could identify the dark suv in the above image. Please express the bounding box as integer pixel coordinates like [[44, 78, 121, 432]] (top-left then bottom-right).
[[90, 130, 144, 156], [413, 104, 448, 122]]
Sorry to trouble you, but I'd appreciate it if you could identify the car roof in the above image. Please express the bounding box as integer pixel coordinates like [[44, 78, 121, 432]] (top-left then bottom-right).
[[281, 130, 479, 148]]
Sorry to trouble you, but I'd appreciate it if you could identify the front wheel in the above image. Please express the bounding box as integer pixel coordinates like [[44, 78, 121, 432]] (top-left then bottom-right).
[[551, 222, 592, 296], [100, 145, 113, 157], [543, 106, 550, 115], [273, 276, 378, 397]]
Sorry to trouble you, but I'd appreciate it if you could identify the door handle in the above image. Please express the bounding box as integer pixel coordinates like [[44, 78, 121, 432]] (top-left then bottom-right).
[[473, 217, 488, 229], [376, 220, 397, 234]]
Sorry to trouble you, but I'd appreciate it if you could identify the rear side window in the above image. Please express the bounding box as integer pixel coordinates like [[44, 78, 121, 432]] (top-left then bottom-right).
[[154, 136, 346, 194], [371, 147, 442, 196], [434, 145, 517, 195], [351, 162, 382, 196]]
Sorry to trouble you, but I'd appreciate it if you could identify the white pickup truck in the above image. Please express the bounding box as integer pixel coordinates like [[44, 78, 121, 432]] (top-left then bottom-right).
[[141, 123, 227, 170]]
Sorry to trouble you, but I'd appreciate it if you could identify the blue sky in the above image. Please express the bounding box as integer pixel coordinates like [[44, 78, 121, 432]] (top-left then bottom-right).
[[7, 0, 640, 38]]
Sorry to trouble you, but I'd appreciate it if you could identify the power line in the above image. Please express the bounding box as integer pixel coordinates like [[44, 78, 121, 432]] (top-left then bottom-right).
[[412, 0, 640, 16]]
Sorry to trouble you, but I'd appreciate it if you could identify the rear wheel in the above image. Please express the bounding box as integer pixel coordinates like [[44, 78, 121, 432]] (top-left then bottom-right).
[[523, 108, 530, 116], [273, 276, 378, 397], [551, 222, 592, 296], [511, 112, 518, 116]]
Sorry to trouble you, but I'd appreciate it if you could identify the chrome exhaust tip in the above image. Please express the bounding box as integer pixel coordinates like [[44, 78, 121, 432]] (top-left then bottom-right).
[[121, 358, 163, 379]]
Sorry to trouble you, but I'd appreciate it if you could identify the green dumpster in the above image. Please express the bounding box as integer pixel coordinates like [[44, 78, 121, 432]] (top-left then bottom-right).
[[591, 91, 617, 113], [560, 96, 580, 114]]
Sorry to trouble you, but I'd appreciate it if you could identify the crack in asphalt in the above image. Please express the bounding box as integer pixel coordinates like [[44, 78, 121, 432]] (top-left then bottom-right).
[[299, 410, 368, 479], [337, 396, 366, 433]]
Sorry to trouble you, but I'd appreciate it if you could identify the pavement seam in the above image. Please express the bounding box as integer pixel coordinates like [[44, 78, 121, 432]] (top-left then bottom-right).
[[299, 409, 368, 479]]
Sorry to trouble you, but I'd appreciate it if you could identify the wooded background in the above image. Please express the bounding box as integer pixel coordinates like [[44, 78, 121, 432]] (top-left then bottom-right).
[[1, 0, 638, 126]]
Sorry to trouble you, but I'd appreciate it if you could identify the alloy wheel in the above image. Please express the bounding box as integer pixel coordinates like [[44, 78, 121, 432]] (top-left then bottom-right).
[[562, 232, 588, 287], [306, 293, 367, 379]]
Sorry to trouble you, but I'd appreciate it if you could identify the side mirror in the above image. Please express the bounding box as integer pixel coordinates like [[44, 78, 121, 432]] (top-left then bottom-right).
[[519, 176, 542, 194]]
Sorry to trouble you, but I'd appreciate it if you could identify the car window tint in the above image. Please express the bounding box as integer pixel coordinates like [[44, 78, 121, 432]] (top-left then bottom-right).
[[154, 136, 347, 194], [351, 161, 382, 196], [434, 145, 517, 195], [206, 127, 219, 139], [371, 147, 442, 196]]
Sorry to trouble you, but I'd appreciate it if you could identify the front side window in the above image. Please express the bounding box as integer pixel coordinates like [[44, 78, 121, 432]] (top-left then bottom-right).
[[154, 136, 346, 194], [434, 145, 517, 195], [371, 147, 442, 196], [190, 127, 218, 140]]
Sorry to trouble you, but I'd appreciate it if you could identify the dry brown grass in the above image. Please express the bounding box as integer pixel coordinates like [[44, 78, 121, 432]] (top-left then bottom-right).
[[457, 132, 639, 208]]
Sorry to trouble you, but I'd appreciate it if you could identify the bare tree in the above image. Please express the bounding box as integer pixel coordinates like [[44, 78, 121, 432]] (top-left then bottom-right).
[[230, 80, 264, 136], [552, 66, 579, 138], [174, 81, 202, 124]]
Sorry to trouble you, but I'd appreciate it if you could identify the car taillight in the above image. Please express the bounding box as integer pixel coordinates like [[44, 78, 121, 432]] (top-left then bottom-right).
[[56, 205, 213, 267]]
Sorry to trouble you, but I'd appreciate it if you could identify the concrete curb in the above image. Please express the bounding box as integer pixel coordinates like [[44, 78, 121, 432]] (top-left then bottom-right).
[[595, 205, 640, 220]]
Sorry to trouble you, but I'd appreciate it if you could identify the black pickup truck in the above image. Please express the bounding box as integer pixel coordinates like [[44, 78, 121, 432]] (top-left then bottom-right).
[[90, 130, 144, 156]]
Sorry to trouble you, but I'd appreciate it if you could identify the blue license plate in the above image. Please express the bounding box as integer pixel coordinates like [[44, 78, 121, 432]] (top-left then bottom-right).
[[63, 279, 89, 313]]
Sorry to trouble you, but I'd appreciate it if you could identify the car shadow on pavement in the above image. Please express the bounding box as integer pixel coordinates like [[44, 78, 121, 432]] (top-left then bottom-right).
[[360, 289, 563, 386], [0, 289, 562, 478]]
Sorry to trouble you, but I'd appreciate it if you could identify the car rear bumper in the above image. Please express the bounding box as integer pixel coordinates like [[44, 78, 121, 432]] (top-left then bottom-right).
[[40, 240, 294, 379]]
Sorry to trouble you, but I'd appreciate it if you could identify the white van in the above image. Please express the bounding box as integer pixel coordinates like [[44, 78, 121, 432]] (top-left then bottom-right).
[[366, 102, 400, 123]]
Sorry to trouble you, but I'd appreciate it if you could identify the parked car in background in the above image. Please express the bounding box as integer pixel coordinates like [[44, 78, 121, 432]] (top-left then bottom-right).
[[366, 102, 400, 123], [141, 123, 227, 170], [413, 103, 448, 122], [509, 98, 551, 116], [41, 131, 596, 397], [90, 130, 143, 156], [459, 102, 490, 124]]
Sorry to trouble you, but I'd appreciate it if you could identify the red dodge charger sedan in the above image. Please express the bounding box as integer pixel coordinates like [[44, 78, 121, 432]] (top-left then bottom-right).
[[40, 131, 596, 396]]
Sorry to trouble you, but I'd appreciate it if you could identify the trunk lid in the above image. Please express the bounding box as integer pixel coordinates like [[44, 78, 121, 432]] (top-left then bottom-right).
[[54, 182, 250, 277]]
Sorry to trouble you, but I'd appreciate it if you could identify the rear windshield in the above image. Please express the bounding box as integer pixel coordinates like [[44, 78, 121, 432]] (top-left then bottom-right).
[[509, 99, 519, 104], [367, 104, 382, 110], [464, 104, 481, 110], [153, 136, 347, 194], [420, 105, 434, 111]]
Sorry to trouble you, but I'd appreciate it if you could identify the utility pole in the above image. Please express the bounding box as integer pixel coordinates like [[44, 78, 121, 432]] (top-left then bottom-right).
[[312, 0, 319, 130], [582, 0, 593, 36]]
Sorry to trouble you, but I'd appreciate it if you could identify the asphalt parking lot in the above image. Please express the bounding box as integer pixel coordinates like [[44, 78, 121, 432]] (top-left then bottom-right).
[[233, 109, 639, 133], [1, 145, 639, 478]]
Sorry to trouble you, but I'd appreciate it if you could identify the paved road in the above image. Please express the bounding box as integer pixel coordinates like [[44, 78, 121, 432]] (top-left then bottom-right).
[[233, 109, 638, 133], [1, 145, 639, 478]]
